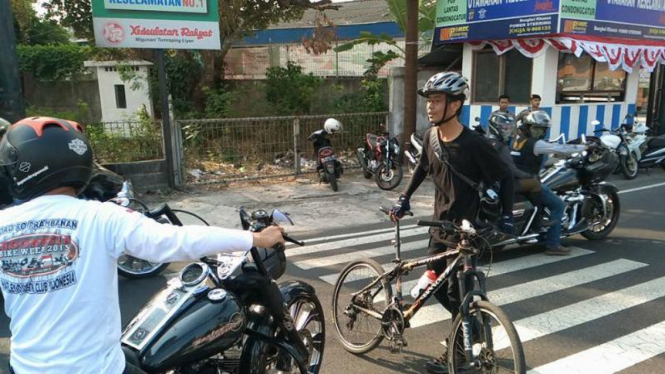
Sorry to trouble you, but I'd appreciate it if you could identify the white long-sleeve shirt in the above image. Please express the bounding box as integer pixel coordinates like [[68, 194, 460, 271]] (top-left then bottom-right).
[[0, 195, 253, 374]]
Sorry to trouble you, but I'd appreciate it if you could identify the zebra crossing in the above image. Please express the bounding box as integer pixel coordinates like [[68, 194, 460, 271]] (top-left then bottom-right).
[[286, 223, 665, 373]]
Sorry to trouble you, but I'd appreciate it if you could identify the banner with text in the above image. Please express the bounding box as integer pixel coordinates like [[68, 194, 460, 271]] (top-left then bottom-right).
[[92, 0, 220, 49], [434, 0, 560, 44], [561, 0, 665, 41]]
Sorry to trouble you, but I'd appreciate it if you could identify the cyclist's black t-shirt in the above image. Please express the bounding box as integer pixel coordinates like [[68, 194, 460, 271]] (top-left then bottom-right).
[[417, 126, 508, 243]]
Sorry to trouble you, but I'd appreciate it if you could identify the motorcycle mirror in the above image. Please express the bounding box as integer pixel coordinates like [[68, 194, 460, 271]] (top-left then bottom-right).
[[474, 116, 480, 122], [270, 210, 294, 226], [239, 207, 251, 230]]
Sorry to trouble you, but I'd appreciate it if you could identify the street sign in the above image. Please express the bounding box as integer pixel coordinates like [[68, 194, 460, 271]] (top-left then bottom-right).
[[91, 0, 221, 50]]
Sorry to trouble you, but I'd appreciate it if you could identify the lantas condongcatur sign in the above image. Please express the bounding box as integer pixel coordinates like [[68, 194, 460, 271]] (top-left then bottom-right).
[[92, 0, 220, 49]]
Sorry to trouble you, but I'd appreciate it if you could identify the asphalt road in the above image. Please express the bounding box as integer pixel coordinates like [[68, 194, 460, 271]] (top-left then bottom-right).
[[1, 171, 665, 373]]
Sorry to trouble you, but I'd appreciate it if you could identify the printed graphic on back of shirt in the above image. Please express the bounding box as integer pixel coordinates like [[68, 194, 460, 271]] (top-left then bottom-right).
[[0, 219, 80, 295]]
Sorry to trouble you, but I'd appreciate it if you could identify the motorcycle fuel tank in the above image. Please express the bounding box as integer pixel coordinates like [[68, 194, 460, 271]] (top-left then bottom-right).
[[121, 275, 246, 372], [544, 166, 580, 192]]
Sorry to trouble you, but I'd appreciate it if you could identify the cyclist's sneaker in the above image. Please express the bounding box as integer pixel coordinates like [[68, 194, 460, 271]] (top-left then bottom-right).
[[425, 346, 449, 374]]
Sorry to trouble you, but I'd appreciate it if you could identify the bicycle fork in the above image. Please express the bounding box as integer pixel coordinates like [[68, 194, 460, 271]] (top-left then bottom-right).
[[457, 257, 491, 370]]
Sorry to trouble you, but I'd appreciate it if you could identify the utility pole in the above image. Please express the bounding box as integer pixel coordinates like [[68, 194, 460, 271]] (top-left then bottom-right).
[[403, 0, 418, 148], [0, 0, 26, 122]]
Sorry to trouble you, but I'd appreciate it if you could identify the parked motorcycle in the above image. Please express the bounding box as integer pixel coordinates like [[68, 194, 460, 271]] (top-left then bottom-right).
[[593, 114, 647, 180], [121, 206, 325, 374], [637, 127, 665, 173], [404, 132, 423, 173], [307, 129, 343, 192], [356, 125, 404, 190], [489, 134, 620, 251]]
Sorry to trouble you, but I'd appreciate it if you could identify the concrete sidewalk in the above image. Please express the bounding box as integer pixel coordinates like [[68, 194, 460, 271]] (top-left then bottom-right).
[[154, 170, 436, 235]]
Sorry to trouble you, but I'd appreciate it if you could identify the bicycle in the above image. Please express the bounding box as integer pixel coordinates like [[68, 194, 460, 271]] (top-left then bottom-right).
[[332, 207, 526, 373]]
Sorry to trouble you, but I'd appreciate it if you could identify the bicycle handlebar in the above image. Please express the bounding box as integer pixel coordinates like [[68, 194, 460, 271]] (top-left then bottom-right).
[[379, 206, 413, 216]]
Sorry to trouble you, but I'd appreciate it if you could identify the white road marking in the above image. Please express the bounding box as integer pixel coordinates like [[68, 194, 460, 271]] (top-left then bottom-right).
[[618, 181, 665, 195], [528, 320, 665, 374], [286, 227, 429, 257], [408, 259, 647, 328], [295, 240, 430, 270]]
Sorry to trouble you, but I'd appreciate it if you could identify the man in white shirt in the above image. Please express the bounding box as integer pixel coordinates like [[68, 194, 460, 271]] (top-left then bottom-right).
[[0, 117, 285, 374]]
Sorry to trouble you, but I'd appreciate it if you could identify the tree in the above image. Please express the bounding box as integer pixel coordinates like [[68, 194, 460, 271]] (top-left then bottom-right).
[[12, 0, 72, 45], [333, 0, 436, 75]]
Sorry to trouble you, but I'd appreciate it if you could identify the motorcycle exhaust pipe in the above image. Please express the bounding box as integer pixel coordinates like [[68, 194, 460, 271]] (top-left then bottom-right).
[[493, 233, 540, 247]]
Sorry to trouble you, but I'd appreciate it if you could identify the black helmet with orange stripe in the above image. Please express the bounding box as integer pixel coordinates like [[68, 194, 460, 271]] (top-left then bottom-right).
[[0, 117, 93, 200]]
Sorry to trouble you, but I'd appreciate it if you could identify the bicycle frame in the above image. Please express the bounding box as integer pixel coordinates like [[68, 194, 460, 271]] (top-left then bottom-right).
[[349, 220, 488, 324]]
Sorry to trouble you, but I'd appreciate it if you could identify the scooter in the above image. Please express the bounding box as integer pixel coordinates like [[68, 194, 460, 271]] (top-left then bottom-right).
[[404, 132, 423, 173], [638, 130, 665, 172], [307, 129, 343, 192]]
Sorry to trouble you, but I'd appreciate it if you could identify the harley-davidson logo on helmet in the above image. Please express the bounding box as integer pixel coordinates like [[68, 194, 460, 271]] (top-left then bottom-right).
[[18, 162, 31, 173], [68, 139, 88, 156]]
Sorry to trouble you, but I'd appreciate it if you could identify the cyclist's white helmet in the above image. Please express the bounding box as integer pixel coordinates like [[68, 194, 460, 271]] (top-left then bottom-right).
[[324, 118, 342, 134], [418, 71, 469, 98]]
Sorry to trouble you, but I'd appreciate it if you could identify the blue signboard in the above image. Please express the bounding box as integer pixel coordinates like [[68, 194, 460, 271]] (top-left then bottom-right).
[[561, 0, 665, 41], [434, 0, 560, 44]]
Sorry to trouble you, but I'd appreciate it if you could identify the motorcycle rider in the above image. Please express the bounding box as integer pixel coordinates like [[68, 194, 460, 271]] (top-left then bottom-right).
[[0, 117, 286, 374], [512, 111, 594, 255], [389, 72, 510, 374], [307, 118, 342, 176], [480, 113, 555, 229]]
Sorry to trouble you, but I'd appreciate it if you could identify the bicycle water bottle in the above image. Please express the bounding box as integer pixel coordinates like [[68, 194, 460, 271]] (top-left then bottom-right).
[[410, 270, 437, 298]]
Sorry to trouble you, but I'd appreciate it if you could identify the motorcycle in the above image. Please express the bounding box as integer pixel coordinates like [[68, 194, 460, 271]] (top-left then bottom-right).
[[404, 132, 423, 174], [488, 134, 621, 251], [307, 129, 343, 192], [356, 125, 404, 190], [120, 206, 325, 374], [637, 127, 665, 173], [593, 114, 647, 180]]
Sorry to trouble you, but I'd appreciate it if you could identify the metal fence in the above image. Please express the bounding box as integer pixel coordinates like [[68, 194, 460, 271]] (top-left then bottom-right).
[[177, 112, 389, 184], [86, 120, 164, 163]]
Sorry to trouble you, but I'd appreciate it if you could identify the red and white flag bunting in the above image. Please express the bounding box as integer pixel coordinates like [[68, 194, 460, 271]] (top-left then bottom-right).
[[470, 36, 665, 73]]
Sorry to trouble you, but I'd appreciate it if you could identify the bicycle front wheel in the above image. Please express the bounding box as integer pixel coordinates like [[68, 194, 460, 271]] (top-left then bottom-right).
[[449, 300, 525, 374], [332, 259, 392, 354]]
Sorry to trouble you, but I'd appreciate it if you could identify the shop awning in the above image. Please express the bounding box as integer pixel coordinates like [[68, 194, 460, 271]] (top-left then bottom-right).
[[469, 34, 665, 73]]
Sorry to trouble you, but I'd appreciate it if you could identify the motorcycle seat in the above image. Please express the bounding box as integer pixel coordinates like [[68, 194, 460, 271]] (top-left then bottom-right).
[[646, 135, 665, 149], [366, 134, 383, 150]]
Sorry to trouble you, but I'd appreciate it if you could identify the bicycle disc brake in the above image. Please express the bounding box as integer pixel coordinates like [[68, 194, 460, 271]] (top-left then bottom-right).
[[381, 305, 408, 353]]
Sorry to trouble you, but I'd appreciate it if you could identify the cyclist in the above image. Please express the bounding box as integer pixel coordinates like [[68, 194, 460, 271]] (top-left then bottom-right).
[[389, 72, 510, 374], [0, 117, 285, 374]]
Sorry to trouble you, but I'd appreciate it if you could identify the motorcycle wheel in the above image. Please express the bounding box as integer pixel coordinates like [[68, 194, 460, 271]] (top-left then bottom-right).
[[621, 153, 639, 180], [328, 170, 339, 192], [374, 163, 404, 191], [581, 192, 621, 240], [239, 293, 326, 374]]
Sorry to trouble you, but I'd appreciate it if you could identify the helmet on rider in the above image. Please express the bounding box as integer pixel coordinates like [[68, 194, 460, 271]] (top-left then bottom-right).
[[324, 118, 342, 134], [418, 72, 469, 126], [521, 110, 551, 140], [0, 117, 93, 200], [0, 117, 11, 139], [488, 112, 516, 144]]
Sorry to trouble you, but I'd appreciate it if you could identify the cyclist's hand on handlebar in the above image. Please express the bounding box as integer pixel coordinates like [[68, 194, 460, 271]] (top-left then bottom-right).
[[389, 194, 411, 222], [252, 226, 285, 248]]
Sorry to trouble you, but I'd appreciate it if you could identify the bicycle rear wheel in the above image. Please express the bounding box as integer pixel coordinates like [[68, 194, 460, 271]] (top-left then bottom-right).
[[332, 259, 392, 354], [449, 300, 525, 374]]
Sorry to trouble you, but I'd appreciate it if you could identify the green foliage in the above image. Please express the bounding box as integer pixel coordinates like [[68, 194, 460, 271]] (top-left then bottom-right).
[[21, 19, 71, 45], [331, 79, 388, 114], [203, 86, 235, 119], [25, 100, 90, 124], [17, 44, 92, 80], [86, 109, 163, 163], [265, 61, 322, 115]]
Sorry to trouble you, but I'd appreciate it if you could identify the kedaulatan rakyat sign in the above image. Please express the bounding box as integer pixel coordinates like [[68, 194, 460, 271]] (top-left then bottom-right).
[[92, 0, 221, 50]]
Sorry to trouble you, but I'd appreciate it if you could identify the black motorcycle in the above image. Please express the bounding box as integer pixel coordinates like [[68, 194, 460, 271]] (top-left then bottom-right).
[[356, 125, 403, 190], [488, 136, 621, 251], [121, 206, 325, 374], [307, 129, 343, 192]]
